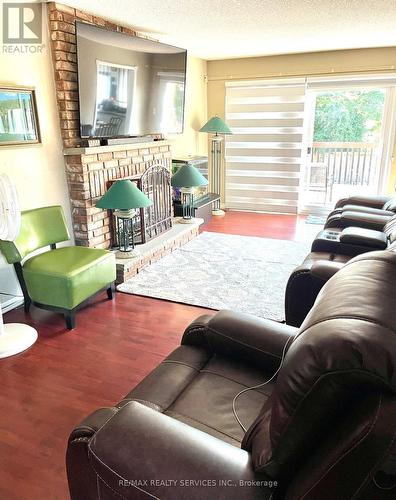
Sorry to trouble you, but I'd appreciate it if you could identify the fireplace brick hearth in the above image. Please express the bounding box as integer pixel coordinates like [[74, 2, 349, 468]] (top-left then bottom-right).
[[63, 141, 172, 249], [115, 219, 202, 284]]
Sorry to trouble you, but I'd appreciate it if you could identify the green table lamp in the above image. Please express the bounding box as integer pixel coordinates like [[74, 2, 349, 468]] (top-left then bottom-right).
[[171, 164, 208, 224], [96, 180, 152, 258], [200, 115, 232, 216]]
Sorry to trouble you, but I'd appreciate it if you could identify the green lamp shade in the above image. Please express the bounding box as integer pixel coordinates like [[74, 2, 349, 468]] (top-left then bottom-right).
[[199, 115, 232, 135], [96, 180, 152, 210], [171, 164, 209, 188]]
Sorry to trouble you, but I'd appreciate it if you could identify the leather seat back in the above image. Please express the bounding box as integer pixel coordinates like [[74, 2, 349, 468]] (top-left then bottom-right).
[[384, 213, 396, 238], [383, 195, 396, 211], [243, 250, 396, 487]]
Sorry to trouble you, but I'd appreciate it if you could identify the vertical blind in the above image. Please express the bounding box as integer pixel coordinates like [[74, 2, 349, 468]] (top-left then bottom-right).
[[225, 78, 306, 213]]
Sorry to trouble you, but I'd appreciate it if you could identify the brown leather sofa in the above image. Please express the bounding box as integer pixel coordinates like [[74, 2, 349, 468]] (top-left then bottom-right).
[[285, 208, 396, 326], [67, 250, 396, 500], [328, 193, 396, 217], [324, 194, 396, 230]]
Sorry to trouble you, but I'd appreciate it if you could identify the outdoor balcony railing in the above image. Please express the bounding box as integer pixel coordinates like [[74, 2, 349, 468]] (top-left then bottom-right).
[[311, 141, 378, 187]]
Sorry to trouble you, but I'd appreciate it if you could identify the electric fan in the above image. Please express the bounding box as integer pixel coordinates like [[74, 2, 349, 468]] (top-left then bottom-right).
[[0, 174, 38, 358]]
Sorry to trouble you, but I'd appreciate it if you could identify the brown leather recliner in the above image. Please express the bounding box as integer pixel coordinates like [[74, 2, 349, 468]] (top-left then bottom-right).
[[285, 214, 396, 327], [67, 250, 396, 500], [335, 194, 396, 210], [328, 193, 396, 218], [284, 205, 396, 327], [324, 194, 396, 230]]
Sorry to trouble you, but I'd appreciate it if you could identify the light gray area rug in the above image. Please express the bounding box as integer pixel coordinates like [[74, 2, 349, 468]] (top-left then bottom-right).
[[118, 232, 310, 321]]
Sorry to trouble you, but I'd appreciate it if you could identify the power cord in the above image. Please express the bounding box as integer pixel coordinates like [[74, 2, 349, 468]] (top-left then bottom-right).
[[232, 335, 295, 432]]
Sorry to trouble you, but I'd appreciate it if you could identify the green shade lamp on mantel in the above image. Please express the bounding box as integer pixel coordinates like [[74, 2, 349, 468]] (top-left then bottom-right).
[[199, 115, 232, 217], [96, 180, 152, 259], [171, 164, 208, 224]]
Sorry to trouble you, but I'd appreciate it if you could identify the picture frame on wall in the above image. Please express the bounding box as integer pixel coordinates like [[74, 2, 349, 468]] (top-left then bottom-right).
[[0, 86, 40, 146]]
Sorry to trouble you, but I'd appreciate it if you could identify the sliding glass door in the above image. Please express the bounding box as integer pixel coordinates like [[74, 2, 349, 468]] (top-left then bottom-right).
[[224, 75, 396, 215], [300, 77, 396, 214]]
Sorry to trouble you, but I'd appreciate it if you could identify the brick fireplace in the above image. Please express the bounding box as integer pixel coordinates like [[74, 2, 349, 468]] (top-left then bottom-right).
[[49, 2, 203, 283], [63, 141, 172, 249]]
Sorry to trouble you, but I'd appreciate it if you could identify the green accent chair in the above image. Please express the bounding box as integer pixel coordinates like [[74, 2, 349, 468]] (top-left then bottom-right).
[[0, 206, 116, 330]]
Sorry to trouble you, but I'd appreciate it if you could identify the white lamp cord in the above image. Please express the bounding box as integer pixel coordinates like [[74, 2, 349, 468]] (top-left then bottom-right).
[[232, 335, 294, 433]]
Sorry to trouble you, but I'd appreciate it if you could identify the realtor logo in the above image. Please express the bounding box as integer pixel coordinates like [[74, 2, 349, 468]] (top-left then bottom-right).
[[3, 3, 42, 44]]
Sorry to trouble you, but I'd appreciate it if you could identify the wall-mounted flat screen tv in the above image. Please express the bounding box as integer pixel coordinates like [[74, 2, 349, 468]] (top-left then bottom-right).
[[76, 22, 187, 138]]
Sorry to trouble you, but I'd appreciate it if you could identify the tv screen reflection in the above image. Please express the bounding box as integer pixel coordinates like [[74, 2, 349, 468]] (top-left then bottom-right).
[[76, 22, 187, 138]]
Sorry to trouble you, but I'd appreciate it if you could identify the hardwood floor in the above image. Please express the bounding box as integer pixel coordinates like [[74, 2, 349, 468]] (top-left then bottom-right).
[[202, 210, 313, 240], [0, 211, 309, 500]]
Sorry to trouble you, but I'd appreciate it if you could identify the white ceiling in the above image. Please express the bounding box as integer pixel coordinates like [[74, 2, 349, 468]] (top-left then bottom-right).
[[62, 0, 396, 60]]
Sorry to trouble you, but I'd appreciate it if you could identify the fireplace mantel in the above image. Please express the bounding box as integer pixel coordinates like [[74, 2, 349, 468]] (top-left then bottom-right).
[[63, 140, 171, 156]]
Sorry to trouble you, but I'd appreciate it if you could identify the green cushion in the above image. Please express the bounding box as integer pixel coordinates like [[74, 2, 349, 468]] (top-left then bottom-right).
[[23, 247, 116, 310], [0, 206, 70, 264]]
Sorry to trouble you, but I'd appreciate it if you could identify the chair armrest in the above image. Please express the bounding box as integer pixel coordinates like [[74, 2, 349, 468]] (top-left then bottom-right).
[[85, 402, 274, 500], [182, 310, 297, 372], [325, 210, 391, 230], [310, 260, 345, 281], [334, 195, 390, 210], [339, 227, 388, 249], [341, 205, 394, 217]]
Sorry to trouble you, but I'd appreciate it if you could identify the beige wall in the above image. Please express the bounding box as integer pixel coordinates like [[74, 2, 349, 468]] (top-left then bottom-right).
[[207, 47, 396, 196], [0, 14, 72, 294], [169, 55, 208, 157]]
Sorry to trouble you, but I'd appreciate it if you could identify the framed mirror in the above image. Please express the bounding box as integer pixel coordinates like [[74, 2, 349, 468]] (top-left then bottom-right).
[[0, 87, 40, 146]]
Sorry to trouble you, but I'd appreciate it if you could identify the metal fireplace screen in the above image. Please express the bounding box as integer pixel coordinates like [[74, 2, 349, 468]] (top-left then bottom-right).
[[107, 162, 172, 246]]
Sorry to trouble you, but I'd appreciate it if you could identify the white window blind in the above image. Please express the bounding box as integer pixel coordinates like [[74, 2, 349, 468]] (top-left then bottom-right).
[[225, 78, 306, 213], [306, 73, 396, 90]]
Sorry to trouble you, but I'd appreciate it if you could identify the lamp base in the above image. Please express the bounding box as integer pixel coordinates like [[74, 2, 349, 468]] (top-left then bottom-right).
[[212, 209, 225, 217], [116, 248, 140, 259], [178, 217, 198, 224], [0, 323, 38, 359]]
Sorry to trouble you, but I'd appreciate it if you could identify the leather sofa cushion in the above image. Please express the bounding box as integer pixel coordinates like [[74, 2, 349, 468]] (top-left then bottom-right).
[[123, 345, 275, 446], [384, 215, 396, 237], [243, 250, 396, 478], [384, 196, 396, 211]]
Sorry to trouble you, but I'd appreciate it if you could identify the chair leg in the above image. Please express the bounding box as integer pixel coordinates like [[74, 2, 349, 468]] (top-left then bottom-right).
[[14, 263, 31, 313], [107, 282, 116, 300], [24, 297, 31, 313], [65, 310, 76, 330]]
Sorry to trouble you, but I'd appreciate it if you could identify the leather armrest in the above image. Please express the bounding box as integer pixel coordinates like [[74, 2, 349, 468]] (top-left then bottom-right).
[[183, 310, 297, 372], [334, 195, 390, 210], [310, 260, 345, 281], [325, 210, 391, 230], [69, 407, 119, 441], [341, 205, 394, 217], [87, 401, 274, 499], [339, 227, 388, 249]]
